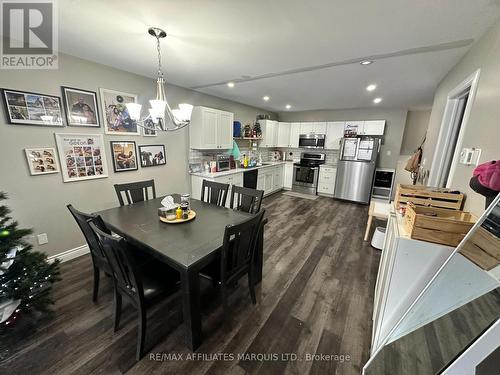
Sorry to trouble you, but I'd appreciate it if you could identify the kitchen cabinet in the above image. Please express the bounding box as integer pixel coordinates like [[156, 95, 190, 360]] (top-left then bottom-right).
[[289, 122, 301, 148], [371, 212, 454, 353], [256, 164, 284, 196], [317, 165, 337, 197], [191, 172, 243, 208], [273, 165, 283, 190], [300, 122, 314, 135], [344, 121, 364, 136], [283, 163, 294, 190], [312, 122, 327, 134], [325, 121, 344, 150], [260, 120, 278, 148], [362, 120, 386, 135], [277, 122, 291, 148], [189, 106, 234, 149]]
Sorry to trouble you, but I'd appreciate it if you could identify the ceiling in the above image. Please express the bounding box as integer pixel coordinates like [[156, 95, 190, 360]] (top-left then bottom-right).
[[57, 0, 500, 112]]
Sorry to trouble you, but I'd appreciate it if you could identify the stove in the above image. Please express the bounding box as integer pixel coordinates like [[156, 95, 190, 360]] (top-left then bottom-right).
[[292, 152, 326, 195]]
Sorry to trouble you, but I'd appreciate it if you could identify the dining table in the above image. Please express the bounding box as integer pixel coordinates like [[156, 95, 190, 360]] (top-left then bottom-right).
[[94, 194, 264, 351]]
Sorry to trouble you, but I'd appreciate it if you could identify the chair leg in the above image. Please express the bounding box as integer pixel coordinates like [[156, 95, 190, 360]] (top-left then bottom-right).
[[92, 266, 100, 303], [248, 270, 256, 305], [113, 291, 122, 332], [221, 285, 229, 323], [136, 305, 147, 361]]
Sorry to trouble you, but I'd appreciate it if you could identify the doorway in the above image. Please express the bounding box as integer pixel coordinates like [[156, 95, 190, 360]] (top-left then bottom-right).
[[428, 69, 480, 188]]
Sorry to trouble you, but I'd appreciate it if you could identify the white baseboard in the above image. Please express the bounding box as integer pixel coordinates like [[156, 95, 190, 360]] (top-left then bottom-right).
[[48, 244, 89, 263]]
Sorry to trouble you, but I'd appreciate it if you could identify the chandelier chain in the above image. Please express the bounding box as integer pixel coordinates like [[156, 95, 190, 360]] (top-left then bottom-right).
[[156, 36, 163, 78]]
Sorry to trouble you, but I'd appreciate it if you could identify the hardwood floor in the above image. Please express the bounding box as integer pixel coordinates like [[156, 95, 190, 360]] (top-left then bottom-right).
[[0, 192, 381, 375]]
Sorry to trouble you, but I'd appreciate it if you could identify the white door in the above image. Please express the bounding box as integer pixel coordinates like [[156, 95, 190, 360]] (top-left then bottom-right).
[[300, 122, 314, 135], [283, 164, 293, 189], [273, 166, 283, 190], [201, 108, 219, 149], [313, 122, 327, 134], [290, 122, 301, 148], [326, 121, 345, 149], [218, 111, 234, 149], [363, 120, 386, 135], [271, 120, 279, 147], [261, 120, 276, 148], [277, 122, 290, 147], [257, 171, 265, 191]]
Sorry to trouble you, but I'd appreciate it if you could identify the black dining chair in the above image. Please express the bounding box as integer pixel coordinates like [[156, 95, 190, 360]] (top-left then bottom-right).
[[67, 204, 112, 303], [200, 210, 266, 322], [114, 179, 156, 206], [230, 186, 264, 214], [89, 220, 180, 360], [201, 179, 230, 207]]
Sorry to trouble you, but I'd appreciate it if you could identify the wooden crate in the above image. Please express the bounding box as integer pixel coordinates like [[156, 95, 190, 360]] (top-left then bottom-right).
[[395, 184, 464, 211], [459, 226, 500, 271], [405, 204, 475, 246]]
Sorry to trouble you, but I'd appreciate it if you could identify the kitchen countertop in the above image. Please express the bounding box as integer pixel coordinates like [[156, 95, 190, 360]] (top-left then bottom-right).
[[190, 161, 291, 178]]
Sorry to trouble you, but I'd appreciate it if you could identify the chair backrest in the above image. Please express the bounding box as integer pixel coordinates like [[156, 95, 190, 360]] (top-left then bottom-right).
[[114, 179, 156, 206], [221, 210, 265, 284], [201, 179, 229, 207], [89, 220, 143, 301], [67, 204, 110, 263], [230, 185, 264, 214]]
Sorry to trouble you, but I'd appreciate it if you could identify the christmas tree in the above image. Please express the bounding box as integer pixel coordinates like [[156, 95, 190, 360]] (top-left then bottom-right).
[[0, 192, 60, 338]]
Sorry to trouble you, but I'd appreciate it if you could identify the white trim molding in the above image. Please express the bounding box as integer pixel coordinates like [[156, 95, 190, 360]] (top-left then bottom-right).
[[428, 69, 481, 187], [48, 244, 89, 263]]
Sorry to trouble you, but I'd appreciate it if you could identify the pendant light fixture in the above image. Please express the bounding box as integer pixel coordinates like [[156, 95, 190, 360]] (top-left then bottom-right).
[[126, 27, 193, 132]]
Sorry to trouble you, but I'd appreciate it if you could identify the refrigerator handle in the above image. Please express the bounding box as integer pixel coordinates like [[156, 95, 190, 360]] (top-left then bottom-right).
[[377, 139, 381, 153]]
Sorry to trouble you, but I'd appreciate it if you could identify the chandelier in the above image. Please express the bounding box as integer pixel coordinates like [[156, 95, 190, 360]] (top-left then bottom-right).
[[126, 27, 193, 132]]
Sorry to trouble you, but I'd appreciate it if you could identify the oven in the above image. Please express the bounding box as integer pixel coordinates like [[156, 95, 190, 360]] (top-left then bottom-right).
[[292, 152, 325, 195], [216, 155, 230, 172], [298, 134, 325, 149]]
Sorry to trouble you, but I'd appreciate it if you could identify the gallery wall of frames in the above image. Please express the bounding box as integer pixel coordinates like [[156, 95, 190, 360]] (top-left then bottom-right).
[[1, 86, 166, 183]]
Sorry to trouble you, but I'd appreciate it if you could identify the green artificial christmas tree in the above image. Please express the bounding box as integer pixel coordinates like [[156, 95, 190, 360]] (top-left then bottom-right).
[[0, 192, 60, 354]]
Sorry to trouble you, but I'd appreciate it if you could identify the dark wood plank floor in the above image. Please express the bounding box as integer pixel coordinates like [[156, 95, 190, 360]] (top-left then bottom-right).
[[0, 193, 381, 375]]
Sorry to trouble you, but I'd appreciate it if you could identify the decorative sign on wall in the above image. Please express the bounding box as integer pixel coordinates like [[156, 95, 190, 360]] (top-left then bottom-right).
[[110, 141, 138, 172], [2, 89, 64, 127], [61, 86, 100, 127], [55, 133, 108, 182], [99, 88, 140, 136], [138, 144, 166, 167], [24, 148, 60, 175]]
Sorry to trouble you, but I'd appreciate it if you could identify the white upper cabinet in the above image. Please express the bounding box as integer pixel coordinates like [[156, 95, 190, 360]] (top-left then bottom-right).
[[300, 122, 314, 135], [290, 122, 301, 148], [218, 111, 234, 149], [312, 122, 327, 134], [325, 121, 345, 149], [260, 120, 278, 148], [189, 106, 234, 149], [344, 120, 365, 136], [277, 122, 291, 148], [362, 120, 386, 135]]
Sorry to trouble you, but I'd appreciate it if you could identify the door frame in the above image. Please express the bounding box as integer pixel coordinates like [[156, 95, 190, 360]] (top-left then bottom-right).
[[428, 69, 481, 187]]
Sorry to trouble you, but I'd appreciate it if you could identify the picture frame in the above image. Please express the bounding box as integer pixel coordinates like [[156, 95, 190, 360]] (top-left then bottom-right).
[[110, 141, 138, 172], [61, 86, 100, 127], [24, 148, 60, 175], [138, 144, 166, 168], [99, 88, 140, 136], [2, 89, 64, 127], [142, 118, 157, 137], [55, 133, 108, 182]]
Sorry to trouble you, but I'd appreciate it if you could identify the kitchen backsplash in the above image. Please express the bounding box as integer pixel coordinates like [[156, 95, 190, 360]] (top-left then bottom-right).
[[188, 146, 339, 168]]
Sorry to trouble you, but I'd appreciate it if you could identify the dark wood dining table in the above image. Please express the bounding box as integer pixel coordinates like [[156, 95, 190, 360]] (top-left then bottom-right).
[[94, 194, 264, 351]]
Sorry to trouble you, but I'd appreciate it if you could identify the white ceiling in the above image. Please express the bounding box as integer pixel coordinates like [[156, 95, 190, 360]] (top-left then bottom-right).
[[57, 0, 500, 111]]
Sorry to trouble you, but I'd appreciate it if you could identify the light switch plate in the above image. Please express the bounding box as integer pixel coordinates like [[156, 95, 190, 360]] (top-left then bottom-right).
[[37, 233, 48, 245], [459, 148, 482, 166]]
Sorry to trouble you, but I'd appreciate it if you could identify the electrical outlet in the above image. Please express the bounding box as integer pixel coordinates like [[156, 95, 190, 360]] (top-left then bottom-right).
[[37, 233, 48, 245]]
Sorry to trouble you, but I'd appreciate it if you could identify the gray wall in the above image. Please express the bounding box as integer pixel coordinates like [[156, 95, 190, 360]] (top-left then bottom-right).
[[278, 108, 408, 169], [423, 18, 500, 215], [400, 110, 431, 155], [0, 52, 273, 257]]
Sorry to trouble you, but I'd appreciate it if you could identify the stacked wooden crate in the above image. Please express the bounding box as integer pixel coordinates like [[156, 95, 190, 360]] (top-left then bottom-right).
[[395, 184, 464, 210]]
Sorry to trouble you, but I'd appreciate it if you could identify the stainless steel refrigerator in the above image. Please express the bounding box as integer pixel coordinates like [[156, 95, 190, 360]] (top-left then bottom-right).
[[334, 137, 380, 204]]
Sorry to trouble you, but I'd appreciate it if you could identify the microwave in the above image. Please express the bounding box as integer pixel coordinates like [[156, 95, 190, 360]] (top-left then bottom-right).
[[299, 134, 325, 149]]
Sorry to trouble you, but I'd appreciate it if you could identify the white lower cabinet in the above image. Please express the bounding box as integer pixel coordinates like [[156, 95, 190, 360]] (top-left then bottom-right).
[[317, 165, 336, 196], [283, 163, 293, 190], [257, 164, 284, 196], [191, 172, 243, 208]]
